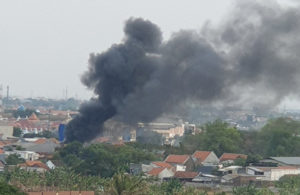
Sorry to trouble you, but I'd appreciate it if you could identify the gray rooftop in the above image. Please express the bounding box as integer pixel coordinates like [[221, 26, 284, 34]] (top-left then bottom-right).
[[270, 157, 300, 165]]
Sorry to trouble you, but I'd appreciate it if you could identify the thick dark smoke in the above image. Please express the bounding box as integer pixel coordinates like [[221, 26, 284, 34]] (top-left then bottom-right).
[[66, 1, 300, 142]]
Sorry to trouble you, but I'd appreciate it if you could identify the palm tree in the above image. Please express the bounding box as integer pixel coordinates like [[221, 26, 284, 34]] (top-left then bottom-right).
[[107, 172, 148, 195]]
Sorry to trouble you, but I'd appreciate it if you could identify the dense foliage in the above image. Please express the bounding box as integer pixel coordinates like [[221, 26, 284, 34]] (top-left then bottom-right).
[[168, 120, 243, 156], [6, 154, 25, 165], [0, 167, 105, 193], [255, 118, 300, 157], [57, 142, 158, 177], [13, 127, 22, 137], [0, 182, 27, 195]]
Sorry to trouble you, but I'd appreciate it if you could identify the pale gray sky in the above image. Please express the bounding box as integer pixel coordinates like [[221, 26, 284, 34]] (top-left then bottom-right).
[[0, 0, 298, 111], [0, 0, 233, 99]]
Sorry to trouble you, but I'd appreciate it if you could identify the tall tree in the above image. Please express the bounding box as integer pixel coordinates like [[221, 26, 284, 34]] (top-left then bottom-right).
[[200, 120, 242, 156], [256, 118, 300, 157]]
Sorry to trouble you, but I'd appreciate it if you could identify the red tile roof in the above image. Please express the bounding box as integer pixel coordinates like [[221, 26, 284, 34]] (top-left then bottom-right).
[[28, 113, 39, 121], [152, 161, 173, 169], [165, 155, 190, 164], [148, 167, 165, 176], [193, 151, 212, 162], [174, 171, 198, 179], [219, 153, 247, 162], [34, 138, 47, 144], [19, 161, 49, 170]]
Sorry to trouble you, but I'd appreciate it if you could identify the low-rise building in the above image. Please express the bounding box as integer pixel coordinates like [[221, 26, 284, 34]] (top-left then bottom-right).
[[165, 155, 195, 171], [246, 166, 300, 181], [18, 160, 49, 173], [219, 153, 248, 165], [147, 167, 175, 179], [173, 171, 198, 182], [5, 150, 39, 161], [193, 151, 219, 166]]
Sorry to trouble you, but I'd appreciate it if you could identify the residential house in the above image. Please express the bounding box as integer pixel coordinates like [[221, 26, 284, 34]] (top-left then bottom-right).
[[147, 167, 175, 179], [164, 155, 195, 171], [218, 166, 244, 175], [18, 160, 49, 173], [173, 171, 198, 182], [192, 173, 218, 183], [219, 153, 247, 165], [151, 161, 174, 169], [192, 151, 219, 166], [129, 163, 154, 175], [5, 150, 39, 161]]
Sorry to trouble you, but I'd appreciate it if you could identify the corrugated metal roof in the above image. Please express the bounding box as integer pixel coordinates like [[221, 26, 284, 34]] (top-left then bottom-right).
[[270, 157, 300, 165]]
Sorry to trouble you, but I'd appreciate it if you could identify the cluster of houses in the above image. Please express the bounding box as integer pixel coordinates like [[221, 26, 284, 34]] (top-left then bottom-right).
[[130, 151, 300, 186], [0, 137, 60, 173]]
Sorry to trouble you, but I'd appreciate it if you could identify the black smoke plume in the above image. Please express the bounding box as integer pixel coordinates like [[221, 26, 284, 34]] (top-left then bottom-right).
[[66, 1, 300, 142]]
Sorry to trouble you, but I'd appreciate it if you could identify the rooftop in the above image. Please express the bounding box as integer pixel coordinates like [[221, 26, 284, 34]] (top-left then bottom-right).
[[165, 155, 190, 164], [174, 171, 198, 179], [148, 167, 165, 176], [193, 151, 212, 162], [270, 157, 300, 166], [152, 161, 173, 169], [219, 153, 247, 162]]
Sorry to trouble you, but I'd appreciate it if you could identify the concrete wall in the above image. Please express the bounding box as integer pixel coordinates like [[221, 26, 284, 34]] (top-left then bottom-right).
[[203, 152, 219, 165], [270, 168, 300, 181], [158, 168, 175, 179], [0, 125, 13, 139]]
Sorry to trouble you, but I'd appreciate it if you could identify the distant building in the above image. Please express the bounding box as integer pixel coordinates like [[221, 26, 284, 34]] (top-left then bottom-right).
[[137, 122, 185, 144]]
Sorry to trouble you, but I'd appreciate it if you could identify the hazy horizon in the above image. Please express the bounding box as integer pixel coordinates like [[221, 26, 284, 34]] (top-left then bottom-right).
[[1, 0, 300, 109]]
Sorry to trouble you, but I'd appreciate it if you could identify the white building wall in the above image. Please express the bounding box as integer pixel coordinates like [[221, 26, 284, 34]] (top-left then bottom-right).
[[270, 169, 300, 181], [176, 164, 186, 171], [158, 168, 175, 179], [0, 126, 13, 139], [203, 152, 219, 165]]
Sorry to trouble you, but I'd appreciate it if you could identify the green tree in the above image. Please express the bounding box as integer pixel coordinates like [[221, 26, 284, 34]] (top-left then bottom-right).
[[256, 118, 300, 157], [6, 154, 25, 165], [232, 185, 274, 195], [57, 142, 157, 177], [0, 182, 27, 195], [159, 179, 183, 195], [13, 127, 22, 137], [200, 120, 242, 156], [106, 172, 148, 195]]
